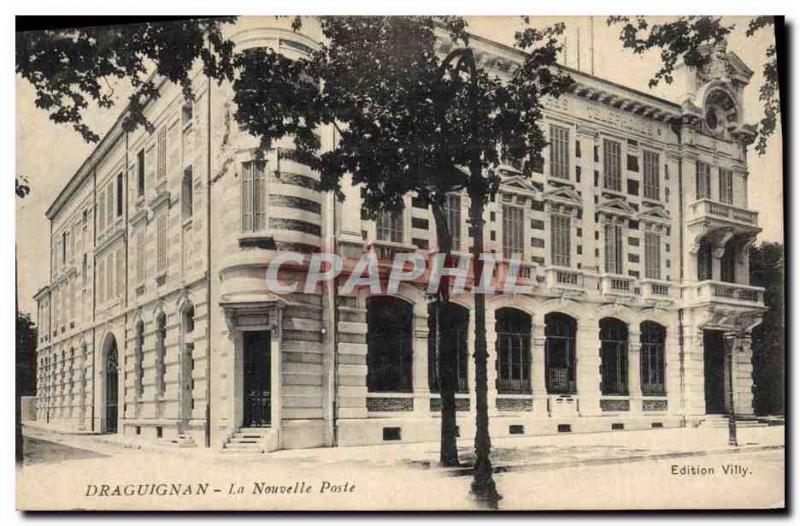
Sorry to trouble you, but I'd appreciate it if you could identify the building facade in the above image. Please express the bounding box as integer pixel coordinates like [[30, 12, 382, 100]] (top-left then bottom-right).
[[33, 18, 767, 451]]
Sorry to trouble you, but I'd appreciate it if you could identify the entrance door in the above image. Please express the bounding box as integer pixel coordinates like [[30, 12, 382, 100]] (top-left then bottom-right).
[[703, 330, 726, 414], [105, 342, 119, 433], [243, 331, 271, 427]]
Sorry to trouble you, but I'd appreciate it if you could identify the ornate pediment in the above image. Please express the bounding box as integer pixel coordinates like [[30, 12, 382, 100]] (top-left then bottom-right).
[[638, 204, 671, 230], [543, 185, 582, 215], [499, 174, 540, 199], [597, 197, 636, 220]]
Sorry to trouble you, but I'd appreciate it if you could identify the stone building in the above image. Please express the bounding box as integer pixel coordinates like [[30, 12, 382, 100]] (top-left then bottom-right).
[[32, 18, 766, 451]]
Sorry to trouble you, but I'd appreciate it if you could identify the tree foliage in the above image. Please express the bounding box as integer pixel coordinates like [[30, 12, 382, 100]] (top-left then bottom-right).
[[607, 16, 780, 154], [16, 18, 236, 143], [750, 242, 784, 415]]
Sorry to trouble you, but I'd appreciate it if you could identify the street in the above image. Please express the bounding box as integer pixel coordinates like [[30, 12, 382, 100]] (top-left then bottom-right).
[[17, 425, 785, 511]]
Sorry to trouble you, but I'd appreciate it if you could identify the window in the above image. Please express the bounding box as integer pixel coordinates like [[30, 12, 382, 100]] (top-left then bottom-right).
[[444, 194, 461, 251], [545, 313, 576, 394], [81, 255, 88, 288], [721, 242, 736, 283], [697, 240, 712, 281], [137, 149, 146, 196], [696, 161, 711, 199], [241, 161, 267, 232], [135, 321, 144, 397], [376, 209, 403, 243], [428, 302, 469, 393], [641, 322, 666, 395], [366, 296, 413, 392], [182, 101, 193, 125], [645, 232, 661, 280], [157, 126, 167, 180], [182, 166, 193, 219], [116, 173, 124, 217], [135, 231, 145, 283], [502, 205, 524, 259], [643, 150, 660, 200], [719, 168, 733, 204], [603, 139, 622, 191], [156, 213, 167, 275], [155, 313, 167, 395], [604, 223, 624, 275], [496, 308, 532, 394], [600, 318, 628, 395], [550, 214, 571, 267], [549, 125, 570, 180]]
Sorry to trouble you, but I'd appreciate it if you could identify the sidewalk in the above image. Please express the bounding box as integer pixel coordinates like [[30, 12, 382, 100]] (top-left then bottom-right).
[[265, 424, 784, 474], [23, 421, 784, 474]]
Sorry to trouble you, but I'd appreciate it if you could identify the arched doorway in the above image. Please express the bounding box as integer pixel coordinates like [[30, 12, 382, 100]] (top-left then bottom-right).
[[104, 335, 119, 433], [428, 302, 469, 393], [599, 318, 629, 395], [366, 296, 413, 393]]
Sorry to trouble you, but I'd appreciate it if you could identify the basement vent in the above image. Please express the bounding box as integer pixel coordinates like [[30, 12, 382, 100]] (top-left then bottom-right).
[[651, 422, 664, 429], [612, 423, 625, 431], [156, 426, 163, 439], [557, 424, 572, 433], [382, 427, 401, 441], [509, 425, 524, 435]]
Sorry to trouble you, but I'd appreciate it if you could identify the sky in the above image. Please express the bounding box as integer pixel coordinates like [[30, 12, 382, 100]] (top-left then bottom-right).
[[15, 16, 783, 316]]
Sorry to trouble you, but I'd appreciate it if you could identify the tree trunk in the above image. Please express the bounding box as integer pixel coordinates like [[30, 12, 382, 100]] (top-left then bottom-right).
[[468, 188, 500, 507], [431, 202, 459, 467]]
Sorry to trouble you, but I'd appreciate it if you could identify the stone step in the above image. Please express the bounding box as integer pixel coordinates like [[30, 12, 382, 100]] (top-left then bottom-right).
[[224, 444, 263, 452]]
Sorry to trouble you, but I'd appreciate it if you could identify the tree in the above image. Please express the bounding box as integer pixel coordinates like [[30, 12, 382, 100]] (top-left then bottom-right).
[[16, 18, 235, 143], [16, 312, 37, 464], [750, 242, 784, 415], [607, 16, 781, 154], [234, 16, 572, 506]]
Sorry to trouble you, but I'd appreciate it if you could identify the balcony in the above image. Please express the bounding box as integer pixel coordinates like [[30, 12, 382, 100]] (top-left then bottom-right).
[[640, 279, 674, 302], [687, 199, 760, 250], [600, 273, 636, 297], [544, 266, 585, 296], [690, 280, 766, 311]]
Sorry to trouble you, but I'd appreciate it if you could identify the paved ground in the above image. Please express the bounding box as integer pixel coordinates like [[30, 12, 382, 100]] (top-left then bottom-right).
[[17, 424, 785, 511]]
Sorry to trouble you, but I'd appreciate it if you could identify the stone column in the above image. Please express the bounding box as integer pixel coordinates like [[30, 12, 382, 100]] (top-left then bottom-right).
[[576, 317, 601, 416], [628, 329, 642, 415], [412, 313, 430, 415], [684, 328, 707, 416], [733, 333, 755, 416], [531, 312, 548, 415]]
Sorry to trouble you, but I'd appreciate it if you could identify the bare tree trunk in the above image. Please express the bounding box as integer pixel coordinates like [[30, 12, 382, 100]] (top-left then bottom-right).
[[431, 202, 459, 467], [468, 188, 500, 507]]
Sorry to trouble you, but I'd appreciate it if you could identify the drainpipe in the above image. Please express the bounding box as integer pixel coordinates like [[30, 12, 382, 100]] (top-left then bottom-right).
[[205, 69, 213, 448], [91, 167, 97, 432], [675, 125, 687, 426]]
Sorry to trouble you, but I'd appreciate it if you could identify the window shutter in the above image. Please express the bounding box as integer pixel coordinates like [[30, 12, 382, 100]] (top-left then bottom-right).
[[241, 162, 253, 232]]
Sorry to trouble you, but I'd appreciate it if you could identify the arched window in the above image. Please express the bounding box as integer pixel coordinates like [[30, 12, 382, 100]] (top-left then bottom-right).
[[155, 313, 167, 395], [641, 322, 666, 396], [180, 303, 196, 421], [545, 313, 577, 394], [721, 242, 736, 283], [428, 302, 469, 393], [496, 308, 532, 394], [697, 240, 713, 281], [367, 296, 413, 392], [600, 318, 628, 395], [135, 320, 145, 397]]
